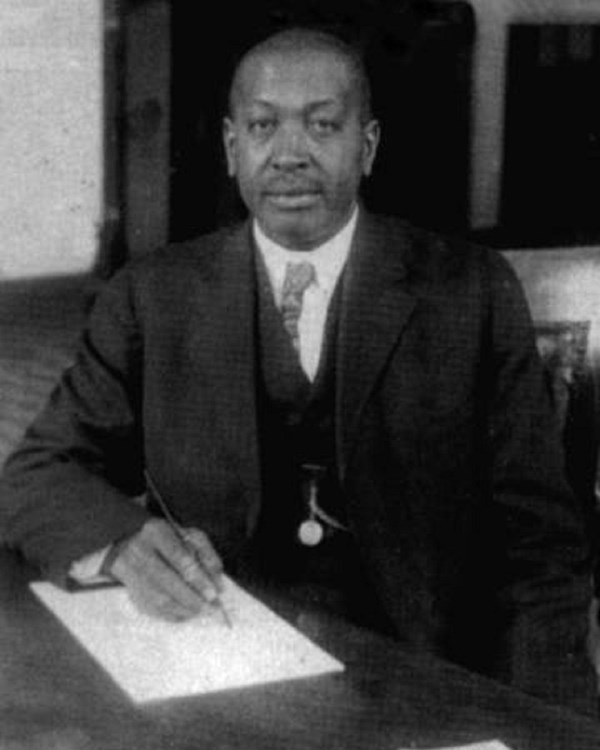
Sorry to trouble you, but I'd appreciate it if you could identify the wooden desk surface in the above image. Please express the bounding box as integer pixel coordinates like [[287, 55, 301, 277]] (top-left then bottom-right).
[[0, 551, 599, 750]]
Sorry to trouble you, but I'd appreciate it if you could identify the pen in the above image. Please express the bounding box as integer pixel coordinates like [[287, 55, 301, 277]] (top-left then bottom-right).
[[143, 469, 233, 628]]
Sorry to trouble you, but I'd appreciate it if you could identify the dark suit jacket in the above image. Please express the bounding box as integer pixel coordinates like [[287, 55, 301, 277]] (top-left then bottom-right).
[[0, 213, 596, 714]]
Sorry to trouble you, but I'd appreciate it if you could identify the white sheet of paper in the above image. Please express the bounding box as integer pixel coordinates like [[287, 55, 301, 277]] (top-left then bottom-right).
[[398, 743, 511, 750], [30, 577, 344, 703]]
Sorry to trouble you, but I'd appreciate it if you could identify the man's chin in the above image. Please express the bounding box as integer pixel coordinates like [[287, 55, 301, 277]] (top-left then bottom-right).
[[265, 192, 321, 210], [257, 210, 327, 250], [255, 197, 359, 249]]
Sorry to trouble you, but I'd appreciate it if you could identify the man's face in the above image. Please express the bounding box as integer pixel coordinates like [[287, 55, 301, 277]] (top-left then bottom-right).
[[223, 47, 380, 250]]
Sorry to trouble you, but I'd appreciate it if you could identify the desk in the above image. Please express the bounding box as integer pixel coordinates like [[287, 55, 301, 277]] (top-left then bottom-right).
[[0, 551, 599, 750]]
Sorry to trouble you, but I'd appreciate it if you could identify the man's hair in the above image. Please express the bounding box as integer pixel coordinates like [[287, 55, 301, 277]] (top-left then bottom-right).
[[228, 28, 373, 123]]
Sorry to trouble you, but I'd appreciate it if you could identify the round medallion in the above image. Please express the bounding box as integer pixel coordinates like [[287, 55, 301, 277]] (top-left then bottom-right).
[[298, 519, 324, 546]]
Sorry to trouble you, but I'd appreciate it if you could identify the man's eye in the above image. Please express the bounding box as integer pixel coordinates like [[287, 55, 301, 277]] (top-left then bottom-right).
[[309, 119, 339, 136], [248, 119, 275, 137]]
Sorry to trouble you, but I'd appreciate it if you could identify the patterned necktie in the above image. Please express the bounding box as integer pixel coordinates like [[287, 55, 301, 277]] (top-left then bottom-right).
[[280, 261, 316, 352]]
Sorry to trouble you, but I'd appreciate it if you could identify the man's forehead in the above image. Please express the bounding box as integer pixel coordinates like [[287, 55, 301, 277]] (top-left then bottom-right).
[[233, 48, 357, 109]]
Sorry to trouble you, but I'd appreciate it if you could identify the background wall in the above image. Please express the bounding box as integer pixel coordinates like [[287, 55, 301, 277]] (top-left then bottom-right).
[[506, 248, 600, 362], [0, 1, 103, 279]]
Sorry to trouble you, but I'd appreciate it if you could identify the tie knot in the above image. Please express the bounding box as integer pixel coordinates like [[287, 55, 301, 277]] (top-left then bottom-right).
[[282, 261, 316, 298]]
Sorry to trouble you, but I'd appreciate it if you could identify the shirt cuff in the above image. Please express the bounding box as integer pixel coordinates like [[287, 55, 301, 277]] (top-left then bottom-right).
[[69, 545, 113, 584]]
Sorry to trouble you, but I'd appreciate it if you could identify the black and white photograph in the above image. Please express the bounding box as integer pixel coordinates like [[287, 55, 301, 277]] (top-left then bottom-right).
[[0, 2, 600, 749]]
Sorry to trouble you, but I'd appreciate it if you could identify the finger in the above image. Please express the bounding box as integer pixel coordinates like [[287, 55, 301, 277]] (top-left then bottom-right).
[[122, 553, 206, 620], [114, 543, 204, 619], [182, 527, 224, 588], [144, 519, 221, 604], [112, 522, 212, 618], [126, 582, 194, 622], [142, 550, 213, 614]]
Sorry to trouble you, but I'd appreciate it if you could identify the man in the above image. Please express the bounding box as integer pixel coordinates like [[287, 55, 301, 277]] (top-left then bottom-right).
[[0, 29, 596, 715]]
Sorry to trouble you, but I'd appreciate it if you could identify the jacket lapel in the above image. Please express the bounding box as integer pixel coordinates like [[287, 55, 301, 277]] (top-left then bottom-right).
[[336, 214, 417, 480]]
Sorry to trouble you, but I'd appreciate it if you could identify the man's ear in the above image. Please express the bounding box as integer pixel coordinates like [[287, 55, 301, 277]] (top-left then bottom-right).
[[361, 119, 380, 177], [222, 117, 237, 177]]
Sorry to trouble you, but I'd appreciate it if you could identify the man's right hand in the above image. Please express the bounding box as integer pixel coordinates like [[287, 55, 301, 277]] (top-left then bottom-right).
[[109, 518, 225, 622]]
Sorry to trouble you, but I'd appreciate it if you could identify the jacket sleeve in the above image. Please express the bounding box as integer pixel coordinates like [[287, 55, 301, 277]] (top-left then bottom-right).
[[485, 251, 598, 716], [0, 266, 152, 586]]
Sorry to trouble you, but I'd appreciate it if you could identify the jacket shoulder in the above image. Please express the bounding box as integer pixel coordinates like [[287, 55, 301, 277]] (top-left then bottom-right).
[[367, 214, 516, 290], [126, 223, 247, 279], [88, 223, 250, 325]]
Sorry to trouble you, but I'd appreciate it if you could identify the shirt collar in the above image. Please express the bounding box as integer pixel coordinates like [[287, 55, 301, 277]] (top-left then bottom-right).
[[253, 205, 358, 299]]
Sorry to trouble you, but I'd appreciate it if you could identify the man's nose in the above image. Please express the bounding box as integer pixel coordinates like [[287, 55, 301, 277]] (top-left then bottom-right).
[[270, 123, 310, 170]]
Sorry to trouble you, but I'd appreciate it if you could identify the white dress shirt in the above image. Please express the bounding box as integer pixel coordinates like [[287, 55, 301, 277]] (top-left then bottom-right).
[[254, 205, 358, 380], [70, 207, 359, 582]]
